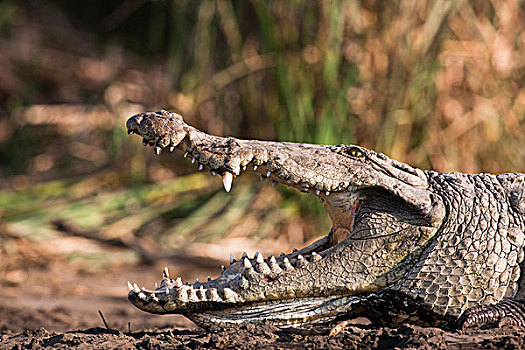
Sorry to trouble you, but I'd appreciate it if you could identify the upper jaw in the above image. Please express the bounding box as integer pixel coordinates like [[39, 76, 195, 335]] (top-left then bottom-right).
[[127, 110, 374, 195], [126, 110, 440, 221]]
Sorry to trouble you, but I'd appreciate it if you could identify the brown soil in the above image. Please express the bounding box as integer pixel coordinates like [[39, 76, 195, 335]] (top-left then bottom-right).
[[1, 260, 524, 349]]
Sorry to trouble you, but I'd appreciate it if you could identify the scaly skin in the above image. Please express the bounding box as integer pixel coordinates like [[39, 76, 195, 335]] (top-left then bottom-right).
[[125, 110, 525, 329]]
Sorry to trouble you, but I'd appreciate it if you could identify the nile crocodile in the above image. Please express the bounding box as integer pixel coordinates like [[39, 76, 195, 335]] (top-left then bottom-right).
[[125, 110, 525, 330]]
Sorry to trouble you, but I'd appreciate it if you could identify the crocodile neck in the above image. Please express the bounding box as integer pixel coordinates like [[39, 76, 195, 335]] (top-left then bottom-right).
[[394, 172, 525, 316]]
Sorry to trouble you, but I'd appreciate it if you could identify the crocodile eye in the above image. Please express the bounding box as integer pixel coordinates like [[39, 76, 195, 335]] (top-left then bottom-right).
[[347, 147, 363, 158]]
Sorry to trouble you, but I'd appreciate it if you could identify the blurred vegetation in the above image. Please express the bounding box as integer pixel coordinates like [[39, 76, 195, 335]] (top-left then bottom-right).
[[2, 0, 525, 271]]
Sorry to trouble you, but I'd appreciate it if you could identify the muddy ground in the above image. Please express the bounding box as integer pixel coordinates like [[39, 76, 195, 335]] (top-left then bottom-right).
[[1, 257, 524, 350]]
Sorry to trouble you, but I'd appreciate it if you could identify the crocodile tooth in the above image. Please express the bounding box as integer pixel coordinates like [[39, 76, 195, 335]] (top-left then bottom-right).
[[206, 288, 222, 301], [253, 165, 258, 170], [127, 281, 133, 291], [242, 165, 247, 171], [170, 146, 175, 152], [155, 146, 162, 155], [211, 170, 217, 176], [195, 278, 199, 283], [230, 254, 236, 265], [198, 286, 206, 300], [282, 257, 294, 270], [223, 288, 238, 302], [259, 262, 272, 274], [325, 191, 330, 196], [191, 157, 196, 164], [175, 277, 183, 288], [222, 172, 233, 192], [255, 252, 264, 264], [312, 252, 322, 261], [151, 293, 159, 302], [163, 267, 170, 279], [198, 164, 204, 171], [221, 265, 226, 272], [155, 282, 158, 289], [244, 258, 252, 269], [133, 283, 141, 293], [138, 292, 147, 300], [166, 287, 170, 294], [269, 257, 282, 273], [266, 170, 271, 177], [296, 254, 308, 267], [315, 189, 321, 195], [184, 151, 189, 158]]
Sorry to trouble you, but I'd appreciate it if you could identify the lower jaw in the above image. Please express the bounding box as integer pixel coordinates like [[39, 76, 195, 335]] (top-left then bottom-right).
[[186, 294, 365, 329]]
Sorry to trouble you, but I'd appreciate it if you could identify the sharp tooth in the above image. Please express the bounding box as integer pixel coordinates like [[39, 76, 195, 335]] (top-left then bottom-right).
[[256, 252, 264, 264], [163, 267, 170, 279], [127, 281, 133, 291], [155, 282, 158, 289], [184, 151, 189, 158], [298, 254, 304, 260], [222, 172, 233, 192], [270, 256, 277, 264], [170, 146, 175, 152], [166, 287, 170, 293], [198, 164, 204, 171], [253, 165, 258, 170], [242, 165, 247, 171], [155, 146, 162, 155], [312, 252, 322, 261], [138, 292, 147, 300], [244, 258, 252, 269], [221, 265, 226, 272], [230, 254, 236, 265], [133, 283, 141, 293], [326, 191, 330, 196], [195, 278, 199, 283], [175, 277, 183, 288], [211, 170, 217, 176], [315, 189, 321, 195], [266, 170, 271, 177], [191, 157, 196, 164]]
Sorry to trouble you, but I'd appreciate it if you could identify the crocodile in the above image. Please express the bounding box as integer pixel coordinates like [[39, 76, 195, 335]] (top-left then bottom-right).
[[125, 110, 525, 330]]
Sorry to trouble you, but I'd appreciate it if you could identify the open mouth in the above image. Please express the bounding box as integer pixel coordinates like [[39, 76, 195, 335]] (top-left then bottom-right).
[[125, 110, 443, 328]]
